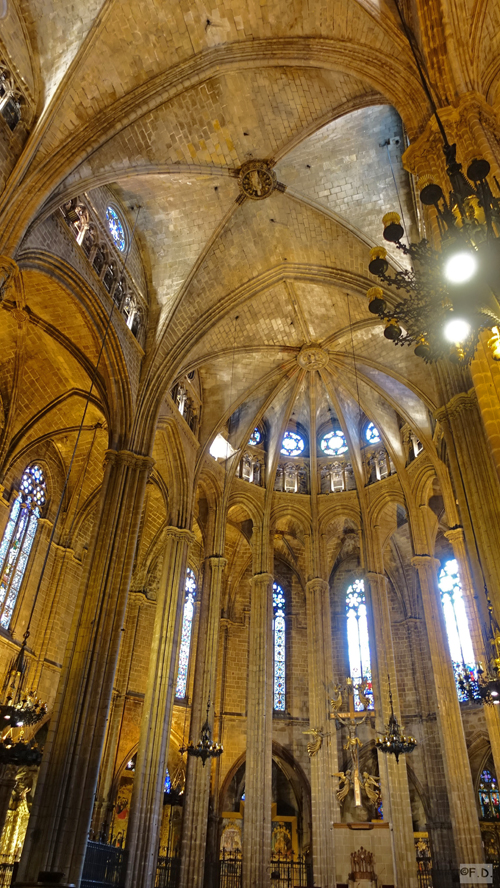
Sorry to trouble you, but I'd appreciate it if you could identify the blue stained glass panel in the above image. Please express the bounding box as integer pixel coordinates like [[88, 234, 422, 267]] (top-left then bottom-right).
[[479, 768, 500, 821], [273, 583, 286, 711], [346, 579, 374, 711], [249, 427, 261, 445], [164, 768, 171, 793], [106, 206, 126, 252], [321, 430, 348, 455], [175, 568, 197, 699], [365, 422, 381, 444]]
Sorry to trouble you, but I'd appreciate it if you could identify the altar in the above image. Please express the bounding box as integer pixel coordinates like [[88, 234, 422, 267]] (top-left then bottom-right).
[[333, 823, 395, 887]]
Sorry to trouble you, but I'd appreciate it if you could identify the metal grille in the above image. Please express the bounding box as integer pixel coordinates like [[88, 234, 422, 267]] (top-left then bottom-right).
[[269, 854, 313, 888], [81, 841, 125, 888], [219, 849, 242, 888], [155, 855, 180, 888], [415, 833, 433, 888]]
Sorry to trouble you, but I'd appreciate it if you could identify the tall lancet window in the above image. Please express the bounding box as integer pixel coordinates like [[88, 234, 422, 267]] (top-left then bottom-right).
[[175, 568, 197, 699], [438, 558, 476, 700], [273, 583, 286, 711], [0, 464, 46, 629], [346, 579, 374, 711]]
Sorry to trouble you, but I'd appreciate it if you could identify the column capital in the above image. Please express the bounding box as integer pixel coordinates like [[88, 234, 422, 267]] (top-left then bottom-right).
[[444, 526, 465, 544], [365, 571, 387, 582], [208, 555, 227, 568], [250, 571, 273, 589], [104, 448, 155, 474], [411, 554, 440, 568], [305, 578, 329, 595], [434, 389, 477, 424], [164, 526, 196, 546]]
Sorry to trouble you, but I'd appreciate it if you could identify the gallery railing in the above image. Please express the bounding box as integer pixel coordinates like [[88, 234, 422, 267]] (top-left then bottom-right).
[[155, 855, 181, 888], [81, 841, 126, 888]]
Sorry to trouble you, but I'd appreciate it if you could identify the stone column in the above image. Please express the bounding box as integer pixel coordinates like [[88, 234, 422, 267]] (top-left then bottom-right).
[[124, 526, 194, 888], [179, 555, 226, 888], [305, 578, 337, 888], [412, 555, 484, 865], [366, 571, 418, 888], [242, 572, 273, 888], [16, 448, 153, 887]]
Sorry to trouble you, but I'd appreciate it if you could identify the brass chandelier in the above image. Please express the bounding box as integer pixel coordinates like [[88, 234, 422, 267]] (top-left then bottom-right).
[[366, 1, 500, 365]]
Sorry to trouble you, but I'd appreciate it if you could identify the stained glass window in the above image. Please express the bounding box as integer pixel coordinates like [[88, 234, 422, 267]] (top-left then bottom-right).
[[105, 206, 126, 252], [249, 427, 261, 445], [164, 768, 171, 793], [321, 430, 348, 455], [438, 558, 476, 701], [365, 422, 381, 444], [273, 583, 286, 711], [281, 431, 304, 457], [479, 769, 500, 821], [175, 568, 197, 699], [0, 464, 46, 629], [346, 579, 374, 711]]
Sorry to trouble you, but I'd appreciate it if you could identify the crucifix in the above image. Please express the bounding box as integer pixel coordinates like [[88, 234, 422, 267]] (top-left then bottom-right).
[[330, 677, 374, 808]]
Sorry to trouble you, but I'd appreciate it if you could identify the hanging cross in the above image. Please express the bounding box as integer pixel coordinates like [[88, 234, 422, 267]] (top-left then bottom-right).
[[330, 677, 373, 807]]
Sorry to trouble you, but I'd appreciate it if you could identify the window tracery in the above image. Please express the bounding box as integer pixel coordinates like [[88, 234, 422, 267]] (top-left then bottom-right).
[[249, 427, 261, 446], [438, 558, 476, 701], [273, 583, 286, 711], [0, 465, 46, 629], [280, 431, 304, 457], [105, 206, 126, 252], [365, 422, 381, 444], [175, 568, 197, 699], [0, 63, 23, 131], [346, 579, 373, 711], [321, 430, 348, 455]]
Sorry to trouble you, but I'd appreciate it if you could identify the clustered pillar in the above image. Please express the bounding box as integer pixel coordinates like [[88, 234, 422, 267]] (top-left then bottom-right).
[[242, 572, 273, 888], [124, 526, 194, 888], [17, 448, 153, 888]]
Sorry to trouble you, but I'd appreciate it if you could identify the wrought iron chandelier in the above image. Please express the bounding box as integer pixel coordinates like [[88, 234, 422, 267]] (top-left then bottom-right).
[[366, 3, 500, 365], [0, 633, 46, 766], [184, 701, 223, 767], [375, 685, 417, 763]]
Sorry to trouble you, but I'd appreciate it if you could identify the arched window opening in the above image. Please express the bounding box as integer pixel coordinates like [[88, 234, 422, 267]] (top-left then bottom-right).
[[106, 206, 126, 253], [175, 568, 197, 699], [438, 558, 477, 701], [273, 583, 286, 711], [346, 579, 373, 711], [479, 769, 500, 821], [0, 465, 46, 629]]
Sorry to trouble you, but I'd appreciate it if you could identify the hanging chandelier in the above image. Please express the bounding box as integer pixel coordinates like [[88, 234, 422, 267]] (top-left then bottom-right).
[[0, 633, 46, 766], [366, 2, 500, 365], [375, 685, 417, 763], [367, 146, 500, 364], [183, 701, 223, 767]]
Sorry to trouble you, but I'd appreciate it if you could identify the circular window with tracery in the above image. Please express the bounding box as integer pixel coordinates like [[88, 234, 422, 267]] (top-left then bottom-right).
[[365, 422, 381, 444], [280, 431, 304, 457], [106, 206, 126, 252], [320, 430, 347, 455]]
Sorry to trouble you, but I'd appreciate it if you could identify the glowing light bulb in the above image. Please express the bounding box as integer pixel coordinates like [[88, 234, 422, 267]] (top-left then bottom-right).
[[444, 317, 471, 344], [443, 251, 477, 283]]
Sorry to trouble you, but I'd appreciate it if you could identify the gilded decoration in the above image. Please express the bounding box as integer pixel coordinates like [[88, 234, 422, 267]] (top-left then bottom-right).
[[238, 161, 277, 200]]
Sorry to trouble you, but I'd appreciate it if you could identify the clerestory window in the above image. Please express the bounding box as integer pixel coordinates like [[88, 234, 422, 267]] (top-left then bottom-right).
[[0, 465, 46, 629], [438, 558, 476, 701], [346, 579, 374, 711], [273, 583, 286, 711], [175, 568, 197, 699]]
